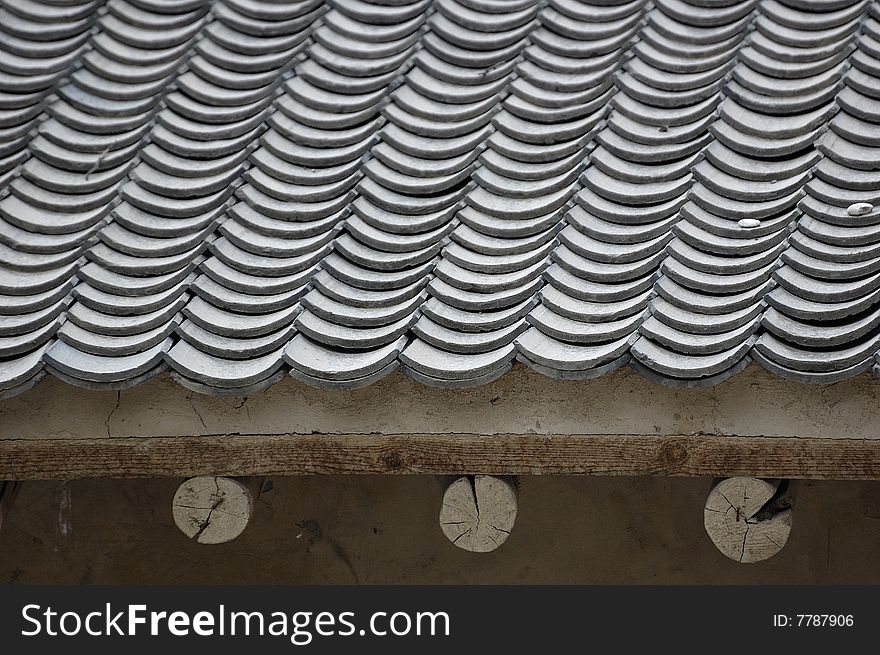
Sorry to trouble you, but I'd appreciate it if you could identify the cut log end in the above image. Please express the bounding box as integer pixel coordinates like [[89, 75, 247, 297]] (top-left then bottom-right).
[[440, 475, 517, 553], [172, 476, 255, 545], [704, 477, 792, 563]]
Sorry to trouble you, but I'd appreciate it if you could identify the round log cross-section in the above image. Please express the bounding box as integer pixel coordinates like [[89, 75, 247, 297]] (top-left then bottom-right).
[[704, 477, 792, 563], [440, 475, 517, 552], [172, 476, 256, 544]]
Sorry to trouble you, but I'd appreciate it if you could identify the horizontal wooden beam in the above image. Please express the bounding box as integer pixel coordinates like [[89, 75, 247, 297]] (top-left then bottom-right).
[[2, 433, 879, 480]]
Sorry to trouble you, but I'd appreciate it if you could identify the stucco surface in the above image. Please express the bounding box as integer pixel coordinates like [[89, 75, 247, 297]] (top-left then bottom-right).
[[2, 364, 880, 441]]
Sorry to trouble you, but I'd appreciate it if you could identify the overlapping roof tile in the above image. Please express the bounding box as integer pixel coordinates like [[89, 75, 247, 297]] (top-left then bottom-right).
[[1, 0, 879, 397]]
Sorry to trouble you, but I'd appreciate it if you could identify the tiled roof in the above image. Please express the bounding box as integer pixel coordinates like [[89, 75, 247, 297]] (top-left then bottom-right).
[[0, 0, 879, 397]]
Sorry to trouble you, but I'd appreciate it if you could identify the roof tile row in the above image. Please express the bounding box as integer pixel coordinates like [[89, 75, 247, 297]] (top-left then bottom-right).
[[0, 0, 879, 397]]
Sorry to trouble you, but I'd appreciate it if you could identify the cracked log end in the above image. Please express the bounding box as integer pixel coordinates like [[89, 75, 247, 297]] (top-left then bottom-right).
[[704, 477, 792, 564], [172, 476, 254, 545], [440, 475, 517, 553]]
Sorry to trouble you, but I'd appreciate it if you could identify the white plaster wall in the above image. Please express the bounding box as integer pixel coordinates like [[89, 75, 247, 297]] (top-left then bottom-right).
[[2, 363, 879, 440]]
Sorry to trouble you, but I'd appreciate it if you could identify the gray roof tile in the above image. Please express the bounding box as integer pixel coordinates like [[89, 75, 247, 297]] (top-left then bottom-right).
[[515, 327, 635, 371], [296, 308, 415, 349], [166, 339, 285, 387], [528, 303, 646, 344], [74, 276, 190, 315], [192, 274, 305, 314], [0, 296, 68, 336], [412, 315, 526, 354], [767, 284, 880, 322], [59, 315, 179, 357], [401, 337, 515, 380], [631, 333, 755, 378], [178, 318, 293, 359], [46, 337, 171, 383], [0, 344, 48, 392], [696, 162, 808, 203], [182, 295, 300, 338], [516, 349, 628, 381], [641, 314, 760, 356], [756, 330, 880, 374], [429, 276, 541, 311], [67, 292, 187, 335], [284, 332, 404, 381], [0, 317, 61, 357]]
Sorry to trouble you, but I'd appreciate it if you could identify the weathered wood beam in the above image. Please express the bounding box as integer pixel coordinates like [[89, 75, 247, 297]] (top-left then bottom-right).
[[440, 475, 517, 552], [172, 476, 263, 544], [0, 481, 19, 532], [704, 477, 794, 563], [1, 433, 879, 480]]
